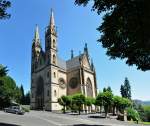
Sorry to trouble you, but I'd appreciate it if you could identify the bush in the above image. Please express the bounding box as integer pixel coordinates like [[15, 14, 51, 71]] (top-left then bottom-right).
[[143, 106, 150, 122], [126, 108, 140, 121], [21, 106, 30, 112]]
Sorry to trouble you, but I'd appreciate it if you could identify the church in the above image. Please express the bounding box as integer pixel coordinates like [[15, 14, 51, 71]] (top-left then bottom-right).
[[30, 10, 97, 111]]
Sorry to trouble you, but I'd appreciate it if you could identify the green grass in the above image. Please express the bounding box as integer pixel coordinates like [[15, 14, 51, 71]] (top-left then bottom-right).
[[139, 121, 150, 125], [129, 121, 150, 125]]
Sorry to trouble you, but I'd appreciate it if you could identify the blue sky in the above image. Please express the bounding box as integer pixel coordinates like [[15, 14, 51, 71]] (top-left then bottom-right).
[[0, 0, 149, 100]]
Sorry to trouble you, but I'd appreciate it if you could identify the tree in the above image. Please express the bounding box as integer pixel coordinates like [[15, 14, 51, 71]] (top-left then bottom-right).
[[85, 97, 95, 113], [58, 95, 71, 113], [96, 92, 103, 113], [72, 93, 85, 115], [120, 77, 131, 99], [112, 96, 122, 115], [74, 0, 150, 71], [102, 91, 113, 118], [0, 65, 8, 77], [24, 91, 30, 105], [103, 86, 112, 93], [0, 76, 21, 108], [120, 98, 132, 113], [20, 85, 25, 104], [0, 0, 11, 19]]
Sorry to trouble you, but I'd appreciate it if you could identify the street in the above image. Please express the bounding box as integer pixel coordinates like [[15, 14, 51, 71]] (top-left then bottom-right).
[[0, 111, 147, 126]]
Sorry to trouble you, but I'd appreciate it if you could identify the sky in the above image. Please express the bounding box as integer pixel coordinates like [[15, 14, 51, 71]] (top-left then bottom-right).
[[0, 0, 149, 101]]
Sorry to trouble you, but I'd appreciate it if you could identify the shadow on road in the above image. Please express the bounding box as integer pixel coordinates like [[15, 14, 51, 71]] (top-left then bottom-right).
[[72, 124, 109, 126], [88, 116, 106, 119], [0, 123, 20, 126]]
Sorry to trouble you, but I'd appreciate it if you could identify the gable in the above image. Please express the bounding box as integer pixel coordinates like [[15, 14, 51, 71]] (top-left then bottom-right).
[[82, 54, 91, 69]]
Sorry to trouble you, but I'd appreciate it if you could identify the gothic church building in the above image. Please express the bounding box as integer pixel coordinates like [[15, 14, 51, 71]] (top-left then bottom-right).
[[31, 11, 97, 111]]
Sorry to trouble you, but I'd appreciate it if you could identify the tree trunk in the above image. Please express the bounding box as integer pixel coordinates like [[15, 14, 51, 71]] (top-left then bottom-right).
[[79, 106, 81, 115], [104, 106, 108, 118], [63, 105, 66, 114], [113, 106, 116, 115]]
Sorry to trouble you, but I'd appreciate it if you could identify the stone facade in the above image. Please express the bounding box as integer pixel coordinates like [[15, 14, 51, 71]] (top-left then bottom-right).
[[30, 10, 97, 111]]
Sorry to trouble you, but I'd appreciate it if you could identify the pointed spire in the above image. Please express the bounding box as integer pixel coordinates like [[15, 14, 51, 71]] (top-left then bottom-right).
[[84, 43, 89, 56], [34, 24, 40, 41], [71, 49, 74, 59], [50, 9, 55, 27]]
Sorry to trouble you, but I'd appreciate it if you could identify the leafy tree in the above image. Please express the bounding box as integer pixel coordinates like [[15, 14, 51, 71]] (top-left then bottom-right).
[[85, 97, 95, 113], [102, 91, 113, 118], [72, 93, 85, 115], [0, 76, 21, 108], [58, 95, 71, 113], [103, 86, 112, 93], [120, 77, 131, 99], [120, 97, 132, 113], [126, 107, 140, 121], [96, 92, 103, 113], [0, 0, 11, 19], [74, 0, 150, 71], [112, 96, 122, 115], [0, 65, 8, 77]]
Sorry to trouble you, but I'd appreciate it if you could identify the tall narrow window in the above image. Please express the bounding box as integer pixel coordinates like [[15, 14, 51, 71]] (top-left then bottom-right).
[[47, 90, 49, 96], [54, 90, 57, 97], [54, 72, 56, 78], [53, 39, 56, 48], [53, 54, 56, 64]]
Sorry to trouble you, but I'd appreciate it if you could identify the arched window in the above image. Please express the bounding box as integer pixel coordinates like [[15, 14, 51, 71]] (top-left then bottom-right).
[[54, 72, 56, 78], [54, 90, 57, 97], [69, 77, 78, 89], [53, 39, 56, 48], [86, 78, 93, 97], [53, 54, 56, 64]]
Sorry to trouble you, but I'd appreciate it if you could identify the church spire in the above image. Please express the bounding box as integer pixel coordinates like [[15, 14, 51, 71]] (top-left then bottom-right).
[[50, 9, 55, 28], [84, 43, 89, 57], [34, 25, 40, 42], [71, 49, 74, 59]]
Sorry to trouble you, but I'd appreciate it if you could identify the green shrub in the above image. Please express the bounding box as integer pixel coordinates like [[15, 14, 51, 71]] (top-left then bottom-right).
[[126, 108, 140, 121], [22, 106, 30, 112]]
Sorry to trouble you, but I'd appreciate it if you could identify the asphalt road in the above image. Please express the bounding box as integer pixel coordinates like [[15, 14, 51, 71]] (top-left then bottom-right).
[[0, 111, 148, 126]]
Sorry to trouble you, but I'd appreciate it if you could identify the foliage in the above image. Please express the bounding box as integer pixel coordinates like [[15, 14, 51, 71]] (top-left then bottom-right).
[[112, 96, 122, 115], [72, 93, 85, 115], [120, 77, 131, 99], [120, 97, 132, 112], [20, 85, 25, 104], [126, 108, 140, 121], [74, 0, 150, 71], [85, 97, 94, 106], [143, 106, 150, 122], [102, 91, 113, 117], [0, 65, 8, 77], [0, 0, 11, 19], [103, 86, 112, 93], [58, 95, 71, 113], [0, 76, 21, 108]]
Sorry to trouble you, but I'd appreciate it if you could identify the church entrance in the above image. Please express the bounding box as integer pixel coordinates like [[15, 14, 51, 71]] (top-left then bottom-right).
[[36, 76, 44, 110]]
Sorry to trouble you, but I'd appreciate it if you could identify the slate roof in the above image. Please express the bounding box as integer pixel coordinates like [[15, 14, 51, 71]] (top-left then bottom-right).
[[57, 57, 67, 70], [66, 54, 83, 70]]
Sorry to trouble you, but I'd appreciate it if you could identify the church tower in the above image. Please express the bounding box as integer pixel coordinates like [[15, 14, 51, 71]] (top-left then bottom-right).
[[45, 10, 60, 110], [45, 10, 57, 65], [31, 25, 41, 73]]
